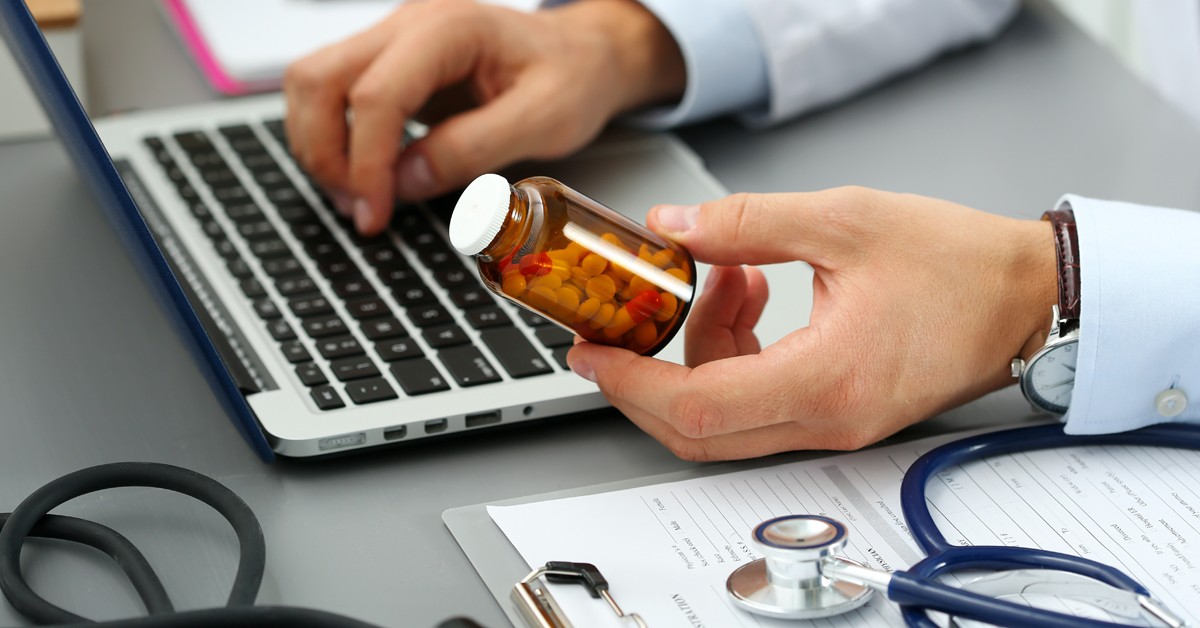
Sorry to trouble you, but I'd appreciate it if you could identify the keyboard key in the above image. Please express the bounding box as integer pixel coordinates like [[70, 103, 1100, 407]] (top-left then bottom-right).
[[173, 130, 211, 150], [433, 267, 476, 290], [332, 276, 375, 299], [361, 243, 403, 266], [315, 335, 364, 359], [480, 327, 554, 379], [213, 238, 238, 258], [175, 182, 200, 201], [389, 359, 450, 395], [449, 286, 493, 309], [276, 203, 316, 223], [240, 278, 266, 298], [345, 296, 391, 320], [267, 319, 296, 341], [306, 239, 345, 259], [361, 317, 406, 341], [464, 305, 511, 330], [423, 324, 470, 348], [288, 295, 334, 317], [301, 314, 348, 338], [344, 377, 398, 404], [266, 186, 303, 205], [377, 263, 420, 286], [517, 310, 551, 327], [228, 136, 265, 154], [250, 238, 291, 258], [237, 220, 278, 240], [534, 326, 575, 348], [291, 222, 330, 241], [295, 362, 328, 386], [240, 152, 277, 172], [253, 298, 282, 319], [393, 282, 436, 306], [310, 385, 345, 410], [262, 256, 303, 277], [213, 185, 251, 204], [375, 337, 423, 361], [199, 219, 225, 239], [275, 273, 317, 296], [190, 151, 227, 171], [417, 246, 460, 269], [551, 346, 571, 370], [224, 203, 263, 222], [200, 168, 237, 186], [438, 345, 502, 387], [318, 258, 358, 278], [281, 340, 312, 363], [254, 169, 291, 189], [187, 201, 211, 219], [218, 124, 255, 138], [329, 355, 381, 382], [263, 118, 286, 145], [226, 257, 253, 279], [407, 304, 453, 328]]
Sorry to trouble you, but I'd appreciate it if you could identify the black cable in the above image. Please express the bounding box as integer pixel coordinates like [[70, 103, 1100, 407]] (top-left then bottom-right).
[[0, 462, 482, 628]]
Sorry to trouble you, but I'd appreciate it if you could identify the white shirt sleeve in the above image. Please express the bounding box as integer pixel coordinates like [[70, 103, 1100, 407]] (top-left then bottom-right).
[[739, 0, 1019, 127], [1064, 195, 1200, 433]]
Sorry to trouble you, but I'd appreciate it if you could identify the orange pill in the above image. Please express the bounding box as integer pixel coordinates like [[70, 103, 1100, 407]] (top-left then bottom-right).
[[555, 286, 581, 312], [637, 244, 655, 263], [570, 266, 591, 289], [529, 273, 562, 291], [551, 258, 572, 280], [502, 273, 527, 297], [665, 268, 689, 283], [600, 233, 624, 249], [603, 307, 634, 339], [611, 263, 635, 282], [653, 292, 679, 321], [628, 275, 654, 296], [566, 241, 589, 260], [585, 274, 617, 302], [576, 297, 601, 322], [559, 283, 585, 302], [651, 249, 675, 268], [580, 253, 607, 276], [589, 303, 615, 329], [633, 320, 658, 347], [526, 286, 558, 310], [602, 271, 625, 294], [548, 248, 580, 267]]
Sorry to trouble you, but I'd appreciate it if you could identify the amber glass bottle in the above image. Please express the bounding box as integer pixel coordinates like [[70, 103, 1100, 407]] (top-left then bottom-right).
[[449, 174, 695, 356]]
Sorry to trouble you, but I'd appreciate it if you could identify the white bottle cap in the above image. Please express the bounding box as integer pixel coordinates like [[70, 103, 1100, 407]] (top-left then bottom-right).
[[449, 173, 512, 255]]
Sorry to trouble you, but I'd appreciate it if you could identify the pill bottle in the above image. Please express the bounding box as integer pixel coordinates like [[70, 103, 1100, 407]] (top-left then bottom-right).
[[449, 174, 695, 356]]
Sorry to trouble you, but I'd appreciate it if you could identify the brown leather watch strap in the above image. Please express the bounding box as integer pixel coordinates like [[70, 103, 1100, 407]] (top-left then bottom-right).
[[1042, 209, 1080, 322]]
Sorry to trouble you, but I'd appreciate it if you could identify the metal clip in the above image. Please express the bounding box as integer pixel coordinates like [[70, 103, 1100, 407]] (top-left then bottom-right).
[[512, 561, 647, 628]]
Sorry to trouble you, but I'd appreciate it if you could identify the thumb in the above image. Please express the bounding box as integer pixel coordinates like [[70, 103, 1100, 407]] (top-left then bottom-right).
[[648, 190, 858, 267]]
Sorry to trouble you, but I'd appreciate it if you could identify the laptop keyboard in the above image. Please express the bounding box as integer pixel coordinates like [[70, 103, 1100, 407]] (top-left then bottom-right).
[[142, 119, 574, 411]]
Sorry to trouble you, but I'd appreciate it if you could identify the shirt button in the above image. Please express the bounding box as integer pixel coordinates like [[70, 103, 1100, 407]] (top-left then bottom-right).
[[1156, 389, 1188, 418]]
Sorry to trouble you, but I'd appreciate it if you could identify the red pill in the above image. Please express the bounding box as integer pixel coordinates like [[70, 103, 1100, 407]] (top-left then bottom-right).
[[626, 290, 662, 324], [519, 253, 553, 276]]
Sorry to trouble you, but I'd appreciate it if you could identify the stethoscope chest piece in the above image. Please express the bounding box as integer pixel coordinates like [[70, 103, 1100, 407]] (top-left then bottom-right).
[[727, 515, 873, 619]]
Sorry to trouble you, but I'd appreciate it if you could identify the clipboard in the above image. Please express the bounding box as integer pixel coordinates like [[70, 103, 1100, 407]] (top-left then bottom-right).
[[442, 451, 840, 628]]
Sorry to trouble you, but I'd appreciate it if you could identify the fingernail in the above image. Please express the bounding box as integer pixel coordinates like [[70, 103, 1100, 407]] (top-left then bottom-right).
[[569, 359, 597, 383], [656, 204, 700, 233], [703, 268, 720, 292], [353, 197, 372, 233], [329, 190, 353, 217], [394, 151, 435, 198]]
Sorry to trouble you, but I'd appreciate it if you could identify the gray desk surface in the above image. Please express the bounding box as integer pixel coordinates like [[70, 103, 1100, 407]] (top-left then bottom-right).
[[2, 1, 1199, 626]]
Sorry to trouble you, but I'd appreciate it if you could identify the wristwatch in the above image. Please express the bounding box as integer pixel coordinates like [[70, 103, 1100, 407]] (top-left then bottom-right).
[[1012, 209, 1080, 414]]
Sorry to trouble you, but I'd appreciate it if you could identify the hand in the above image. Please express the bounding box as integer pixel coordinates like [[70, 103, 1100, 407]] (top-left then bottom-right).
[[566, 188, 1058, 460], [283, 0, 685, 235]]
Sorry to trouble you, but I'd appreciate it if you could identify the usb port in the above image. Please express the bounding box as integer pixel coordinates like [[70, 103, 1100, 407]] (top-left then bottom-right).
[[465, 411, 501, 428], [425, 419, 448, 434], [383, 426, 407, 441]]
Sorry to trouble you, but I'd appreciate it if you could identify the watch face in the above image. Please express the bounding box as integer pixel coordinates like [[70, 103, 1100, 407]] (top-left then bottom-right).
[[1022, 339, 1078, 414]]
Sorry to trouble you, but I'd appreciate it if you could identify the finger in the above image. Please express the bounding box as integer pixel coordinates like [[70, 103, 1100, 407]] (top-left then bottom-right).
[[392, 76, 565, 200], [646, 187, 877, 268], [283, 21, 397, 195], [568, 337, 827, 440], [345, 11, 484, 233], [684, 266, 745, 365]]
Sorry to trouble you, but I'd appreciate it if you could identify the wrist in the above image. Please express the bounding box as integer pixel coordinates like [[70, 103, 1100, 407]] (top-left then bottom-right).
[[1015, 219, 1059, 362], [548, 0, 685, 114]]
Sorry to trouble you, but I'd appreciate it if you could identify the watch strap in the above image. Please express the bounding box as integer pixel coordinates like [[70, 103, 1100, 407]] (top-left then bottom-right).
[[1042, 209, 1080, 322]]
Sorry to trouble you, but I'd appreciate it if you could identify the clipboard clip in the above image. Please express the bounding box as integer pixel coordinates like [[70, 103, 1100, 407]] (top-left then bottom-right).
[[512, 561, 648, 628]]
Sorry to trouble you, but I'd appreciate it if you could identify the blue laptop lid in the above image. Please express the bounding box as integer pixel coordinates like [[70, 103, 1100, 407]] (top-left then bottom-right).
[[0, 3, 275, 462]]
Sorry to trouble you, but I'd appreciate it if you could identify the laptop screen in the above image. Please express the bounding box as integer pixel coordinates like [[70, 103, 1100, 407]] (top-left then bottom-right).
[[0, 2, 275, 461]]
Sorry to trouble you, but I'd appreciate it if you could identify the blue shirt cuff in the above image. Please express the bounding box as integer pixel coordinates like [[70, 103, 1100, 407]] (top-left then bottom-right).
[[1062, 195, 1200, 434], [542, 0, 769, 128]]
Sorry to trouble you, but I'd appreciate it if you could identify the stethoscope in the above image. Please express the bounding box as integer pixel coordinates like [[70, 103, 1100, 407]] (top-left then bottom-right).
[[725, 423, 1200, 628]]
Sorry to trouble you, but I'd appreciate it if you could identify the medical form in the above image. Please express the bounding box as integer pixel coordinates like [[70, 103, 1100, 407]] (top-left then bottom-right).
[[489, 426, 1200, 627]]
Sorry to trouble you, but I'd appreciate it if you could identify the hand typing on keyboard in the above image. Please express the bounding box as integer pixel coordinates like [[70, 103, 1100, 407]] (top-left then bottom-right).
[[282, 0, 685, 235]]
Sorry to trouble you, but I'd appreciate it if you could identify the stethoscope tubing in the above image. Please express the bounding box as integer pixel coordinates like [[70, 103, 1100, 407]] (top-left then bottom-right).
[[893, 422, 1200, 628]]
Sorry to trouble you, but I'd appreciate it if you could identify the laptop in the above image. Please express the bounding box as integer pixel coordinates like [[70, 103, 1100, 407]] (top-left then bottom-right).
[[1, 2, 811, 461]]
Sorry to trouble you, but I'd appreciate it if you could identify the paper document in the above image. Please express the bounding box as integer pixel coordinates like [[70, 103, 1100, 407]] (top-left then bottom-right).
[[489, 427, 1200, 627]]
